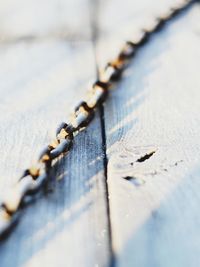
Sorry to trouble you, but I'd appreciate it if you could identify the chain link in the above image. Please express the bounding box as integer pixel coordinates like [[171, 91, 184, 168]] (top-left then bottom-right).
[[0, 0, 194, 238]]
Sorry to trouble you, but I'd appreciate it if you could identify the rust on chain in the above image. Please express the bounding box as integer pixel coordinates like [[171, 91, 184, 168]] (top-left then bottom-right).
[[0, 0, 195, 239], [86, 82, 109, 108], [72, 101, 95, 130]]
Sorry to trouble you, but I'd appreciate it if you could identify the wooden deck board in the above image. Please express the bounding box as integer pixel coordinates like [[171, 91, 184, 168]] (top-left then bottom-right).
[[97, 2, 200, 267], [0, 1, 111, 266]]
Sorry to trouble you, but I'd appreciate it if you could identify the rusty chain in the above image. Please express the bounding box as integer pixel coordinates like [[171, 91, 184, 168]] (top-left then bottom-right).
[[0, 0, 195, 239]]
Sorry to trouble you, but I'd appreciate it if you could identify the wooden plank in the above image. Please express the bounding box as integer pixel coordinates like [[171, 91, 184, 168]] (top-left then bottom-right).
[[0, 2, 111, 266], [97, 1, 200, 267]]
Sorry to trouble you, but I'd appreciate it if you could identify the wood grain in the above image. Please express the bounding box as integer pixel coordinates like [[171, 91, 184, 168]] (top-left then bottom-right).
[[97, 1, 200, 266], [0, 1, 111, 266]]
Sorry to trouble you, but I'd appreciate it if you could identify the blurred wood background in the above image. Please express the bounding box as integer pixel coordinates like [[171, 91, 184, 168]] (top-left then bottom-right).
[[0, 0, 200, 266]]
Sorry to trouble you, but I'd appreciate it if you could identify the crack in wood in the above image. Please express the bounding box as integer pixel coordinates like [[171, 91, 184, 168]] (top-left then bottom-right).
[[123, 176, 145, 186], [136, 150, 156, 163]]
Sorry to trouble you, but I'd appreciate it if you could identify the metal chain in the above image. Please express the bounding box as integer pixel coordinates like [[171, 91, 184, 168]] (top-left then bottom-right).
[[0, 0, 195, 239]]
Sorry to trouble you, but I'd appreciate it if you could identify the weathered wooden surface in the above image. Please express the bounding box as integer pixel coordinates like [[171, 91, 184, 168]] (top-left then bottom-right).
[[0, 0, 200, 267], [97, 1, 200, 267], [0, 1, 110, 267]]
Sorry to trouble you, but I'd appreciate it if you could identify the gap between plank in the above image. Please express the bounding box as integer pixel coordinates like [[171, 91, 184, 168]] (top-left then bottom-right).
[[89, 0, 116, 266], [99, 105, 116, 267]]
